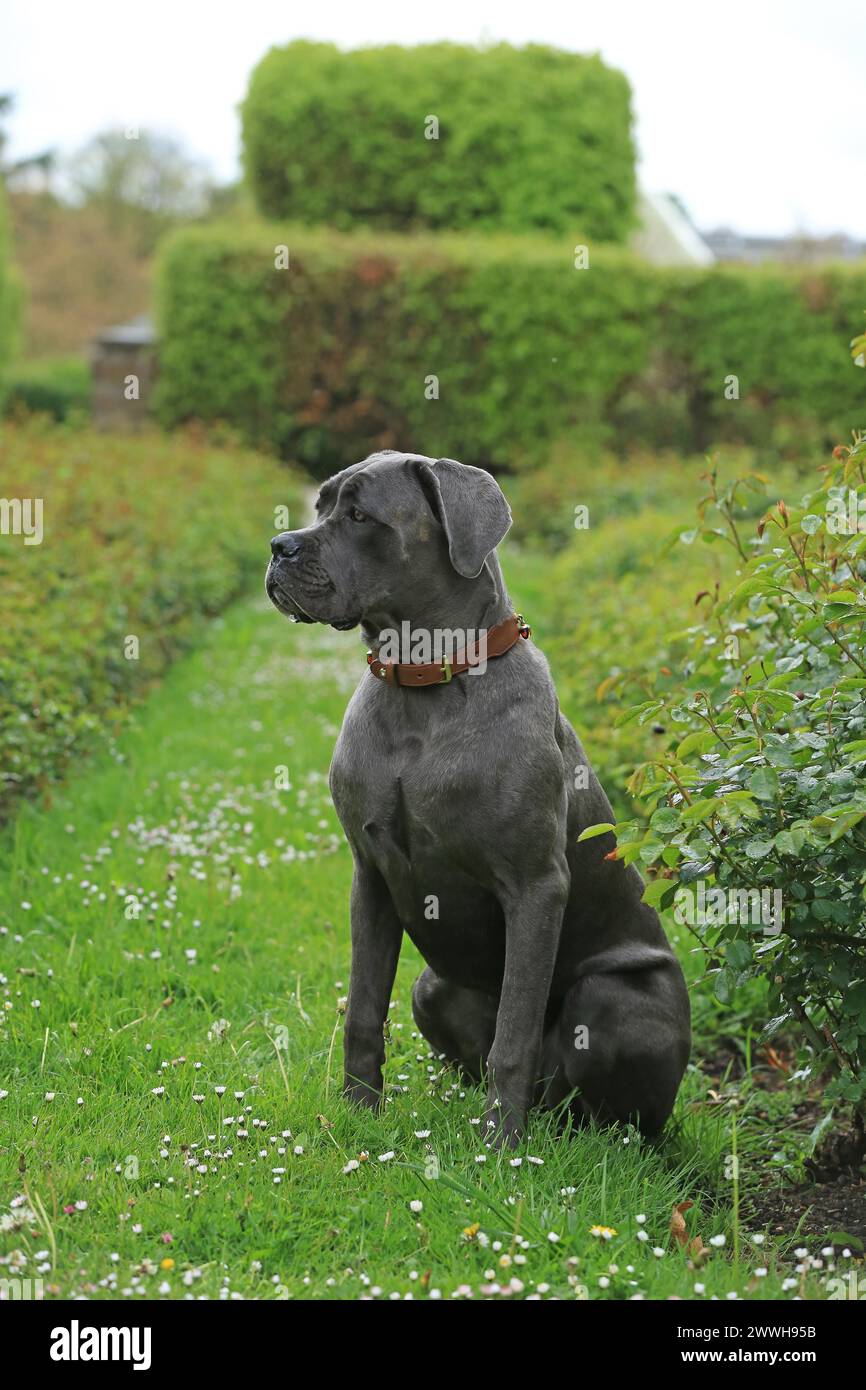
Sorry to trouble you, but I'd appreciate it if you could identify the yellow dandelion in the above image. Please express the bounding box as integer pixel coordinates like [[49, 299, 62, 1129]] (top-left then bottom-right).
[[160, 1257, 175, 1270], [589, 1224, 618, 1241], [462, 1222, 481, 1240]]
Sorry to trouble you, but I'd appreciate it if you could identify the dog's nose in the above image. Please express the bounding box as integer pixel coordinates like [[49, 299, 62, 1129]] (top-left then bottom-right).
[[271, 533, 301, 561]]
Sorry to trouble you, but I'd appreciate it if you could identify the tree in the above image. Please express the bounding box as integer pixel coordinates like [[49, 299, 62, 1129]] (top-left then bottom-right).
[[66, 128, 212, 250], [0, 93, 55, 185]]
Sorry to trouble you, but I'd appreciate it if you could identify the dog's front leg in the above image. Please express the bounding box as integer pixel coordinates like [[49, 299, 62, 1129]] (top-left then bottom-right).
[[484, 867, 569, 1149], [343, 859, 403, 1110]]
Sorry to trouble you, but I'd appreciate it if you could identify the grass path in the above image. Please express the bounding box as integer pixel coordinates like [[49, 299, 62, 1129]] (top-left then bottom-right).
[[0, 585, 829, 1301]]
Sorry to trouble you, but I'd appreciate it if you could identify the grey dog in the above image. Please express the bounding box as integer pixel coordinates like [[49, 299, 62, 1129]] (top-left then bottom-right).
[[266, 451, 690, 1148]]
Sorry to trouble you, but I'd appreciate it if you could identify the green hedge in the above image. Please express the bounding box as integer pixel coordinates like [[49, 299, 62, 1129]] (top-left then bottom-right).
[[508, 448, 807, 802], [155, 223, 866, 475], [3, 356, 91, 420], [0, 181, 20, 407], [0, 421, 301, 819], [241, 41, 637, 242]]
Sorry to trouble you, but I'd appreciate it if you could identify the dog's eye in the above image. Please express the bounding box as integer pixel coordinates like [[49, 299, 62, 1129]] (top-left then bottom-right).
[[350, 506, 367, 523]]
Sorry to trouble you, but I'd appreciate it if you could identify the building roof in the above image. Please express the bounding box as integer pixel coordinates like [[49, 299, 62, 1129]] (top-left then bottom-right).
[[94, 315, 155, 347], [630, 190, 715, 267]]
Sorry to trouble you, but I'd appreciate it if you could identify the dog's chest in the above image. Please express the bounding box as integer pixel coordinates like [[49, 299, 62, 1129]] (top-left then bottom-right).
[[330, 699, 496, 892], [331, 720, 460, 850], [331, 716, 505, 982]]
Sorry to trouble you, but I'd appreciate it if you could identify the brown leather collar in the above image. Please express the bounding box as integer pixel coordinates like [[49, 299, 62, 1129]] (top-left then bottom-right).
[[367, 614, 531, 687]]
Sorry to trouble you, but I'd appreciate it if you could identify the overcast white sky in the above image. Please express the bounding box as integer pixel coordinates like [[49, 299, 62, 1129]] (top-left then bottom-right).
[[2, 0, 864, 236]]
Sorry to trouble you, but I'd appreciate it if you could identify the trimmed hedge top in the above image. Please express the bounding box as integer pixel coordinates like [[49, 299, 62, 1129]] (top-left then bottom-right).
[[155, 221, 866, 475], [241, 41, 637, 242]]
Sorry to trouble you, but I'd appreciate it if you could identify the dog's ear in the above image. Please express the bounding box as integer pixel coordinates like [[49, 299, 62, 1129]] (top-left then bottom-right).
[[417, 458, 512, 578]]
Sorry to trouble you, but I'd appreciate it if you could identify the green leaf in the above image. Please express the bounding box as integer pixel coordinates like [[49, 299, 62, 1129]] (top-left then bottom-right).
[[676, 730, 716, 759], [725, 939, 752, 971], [748, 767, 780, 800], [682, 797, 722, 824], [827, 810, 865, 842], [758, 1011, 793, 1042], [680, 858, 715, 884], [825, 590, 862, 605], [744, 838, 775, 859], [641, 878, 674, 908], [822, 602, 862, 623], [773, 654, 803, 674], [614, 699, 663, 729], [577, 822, 615, 842], [774, 827, 807, 856], [722, 575, 781, 612], [638, 841, 665, 864]]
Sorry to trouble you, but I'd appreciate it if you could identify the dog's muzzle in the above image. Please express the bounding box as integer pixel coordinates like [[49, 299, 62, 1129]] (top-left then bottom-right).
[[266, 534, 316, 623], [266, 531, 357, 628]]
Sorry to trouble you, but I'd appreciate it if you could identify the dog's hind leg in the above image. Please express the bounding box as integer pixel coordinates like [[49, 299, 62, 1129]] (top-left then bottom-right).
[[541, 964, 690, 1138], [411, 967, 498, 1086]]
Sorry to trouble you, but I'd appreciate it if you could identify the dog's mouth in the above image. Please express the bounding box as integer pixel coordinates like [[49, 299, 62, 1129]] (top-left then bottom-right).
[[265, 569, 316, 624], [265, 565, 359, 630]]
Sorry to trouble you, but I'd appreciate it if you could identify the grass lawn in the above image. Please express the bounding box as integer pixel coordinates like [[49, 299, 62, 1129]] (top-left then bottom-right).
[[0, 570, 849, 1302]]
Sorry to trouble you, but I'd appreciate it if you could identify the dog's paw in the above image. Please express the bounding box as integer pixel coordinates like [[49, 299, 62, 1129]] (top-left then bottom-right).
[[342, 1079, 383, 1112], [481, 1105, 523, 1152]]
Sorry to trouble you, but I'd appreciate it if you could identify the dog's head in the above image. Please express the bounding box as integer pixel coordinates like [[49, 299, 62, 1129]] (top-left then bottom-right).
[[265, 451, 511, 630]]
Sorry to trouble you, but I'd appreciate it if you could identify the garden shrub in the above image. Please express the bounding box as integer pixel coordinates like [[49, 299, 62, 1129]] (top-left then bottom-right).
[[3, 356, 90, 420], [506, 446, 809, 810], [241, 41, 637, 241], [0, 421, 301, 819], [155, 222, 866, 475], [584, 434, 866, 1117]]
